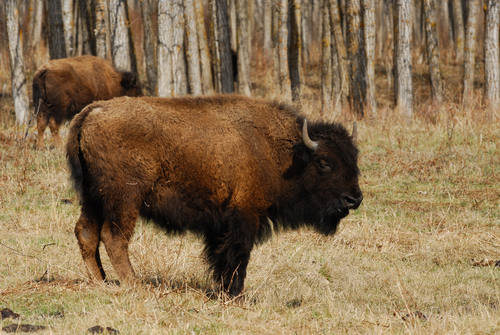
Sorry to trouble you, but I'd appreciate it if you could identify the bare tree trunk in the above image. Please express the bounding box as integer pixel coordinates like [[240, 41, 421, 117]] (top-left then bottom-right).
[[94, 0, 108, 59], [346, 0, 366, 118], [394, 0, 413, 121], [463, 0, 479, 106], [277, 0, 292, 100], [79, 0, 94, 55], [157, 0, 173, 97], [47, 0, 68, 59], [209, 0, 234, 93], [301, 0, 311, 69], [329, 0, 349, 110], [289, 0, 302, 101], [236, 0, 251, 96], [322, 1, 333, 116], [30, 0, 44, 68], [173, 0, 188, 95], [5, 0, 30, 124], [263, 0, 273, 64], [108, 0, 134, 72], [484, 0, 500, 108], [363, 0, 376, 116], [229, 0, 237, 52], [451, 0, 465, 62], [62, 0, 74, 56], [185, 0, 203, 96], [423, 0, 444, 103], [141, 0, 157, 95], [195, 0, 214, 94]]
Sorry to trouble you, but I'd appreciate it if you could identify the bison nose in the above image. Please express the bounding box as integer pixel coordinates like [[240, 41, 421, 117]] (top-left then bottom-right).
[[341, 193, 363, 210]]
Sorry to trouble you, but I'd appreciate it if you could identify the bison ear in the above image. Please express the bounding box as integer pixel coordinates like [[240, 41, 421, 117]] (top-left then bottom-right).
[[120, 71, 137, 90]]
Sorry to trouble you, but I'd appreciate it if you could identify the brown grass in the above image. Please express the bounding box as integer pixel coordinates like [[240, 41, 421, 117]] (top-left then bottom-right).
[[1, 54, 500, 333]]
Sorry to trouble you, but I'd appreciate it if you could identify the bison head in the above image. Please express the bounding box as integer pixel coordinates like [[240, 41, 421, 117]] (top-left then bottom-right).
[[120, 71, 143, 97], [289, 119, 363, 235]]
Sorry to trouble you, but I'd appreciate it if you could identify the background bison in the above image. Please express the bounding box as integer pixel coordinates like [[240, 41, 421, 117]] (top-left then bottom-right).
[[66, 95, 362, 296], [32, 55, 142, 148]]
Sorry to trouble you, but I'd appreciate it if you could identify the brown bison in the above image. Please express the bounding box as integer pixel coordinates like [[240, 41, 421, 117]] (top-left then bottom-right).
[[66, 95, 363, 296], [32, 55, 142, 148]]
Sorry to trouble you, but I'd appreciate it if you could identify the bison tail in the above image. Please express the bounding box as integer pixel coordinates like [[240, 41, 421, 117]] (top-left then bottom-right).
[[66, 104, 94, 201]]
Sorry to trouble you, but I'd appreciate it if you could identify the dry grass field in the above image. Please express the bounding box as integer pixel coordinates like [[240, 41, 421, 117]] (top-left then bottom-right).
[[1, 61, 500, 334]]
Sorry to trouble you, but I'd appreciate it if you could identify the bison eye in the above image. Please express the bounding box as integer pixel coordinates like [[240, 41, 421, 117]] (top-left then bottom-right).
[[318, 159, 332, 173]]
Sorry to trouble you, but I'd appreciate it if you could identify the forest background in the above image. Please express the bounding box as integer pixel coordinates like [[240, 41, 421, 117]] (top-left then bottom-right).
[[1, 0, 500, 334]]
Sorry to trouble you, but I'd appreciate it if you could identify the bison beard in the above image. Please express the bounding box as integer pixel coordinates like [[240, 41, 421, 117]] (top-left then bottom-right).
[[32, 55, 142, 149], [66, 95, 363, 297]]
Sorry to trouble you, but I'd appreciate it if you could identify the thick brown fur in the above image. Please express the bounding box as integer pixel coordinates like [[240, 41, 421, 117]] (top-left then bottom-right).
[[66, 95, 363, 296], [33, 55, 142, 149]]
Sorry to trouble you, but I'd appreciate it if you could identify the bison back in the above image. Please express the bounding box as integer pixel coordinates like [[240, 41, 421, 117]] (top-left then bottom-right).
[[70, 95, 300, 224]]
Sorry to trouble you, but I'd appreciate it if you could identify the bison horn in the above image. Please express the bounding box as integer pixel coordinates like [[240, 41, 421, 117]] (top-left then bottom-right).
[[352, 122, 357, 145], [302, 119, 318, 151]]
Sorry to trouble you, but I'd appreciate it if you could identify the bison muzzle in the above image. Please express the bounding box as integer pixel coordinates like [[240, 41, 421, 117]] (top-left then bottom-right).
[[32, 55, 142, 149], [66, 95, 363, 296]]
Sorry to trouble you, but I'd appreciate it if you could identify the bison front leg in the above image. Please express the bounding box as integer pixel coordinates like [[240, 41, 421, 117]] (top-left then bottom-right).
[[100, 212, 138, 286], [204, 210, 257, 297], [75, 212, 106, 281]]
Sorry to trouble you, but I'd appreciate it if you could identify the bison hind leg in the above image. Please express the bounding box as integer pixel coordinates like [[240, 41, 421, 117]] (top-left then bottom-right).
[[203, 209, 258, 297], [75, 211, 106, 281], [99, 207, 139, 286], [48, 117, 63, 148], [36, 112, 49, 149]]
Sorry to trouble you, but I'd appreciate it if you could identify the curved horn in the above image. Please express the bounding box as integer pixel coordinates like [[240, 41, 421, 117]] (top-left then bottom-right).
[[302, 119, 318, 151], [352, 122, 357, 145]]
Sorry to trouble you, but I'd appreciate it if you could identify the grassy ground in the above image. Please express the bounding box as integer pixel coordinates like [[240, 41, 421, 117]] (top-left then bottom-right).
[[1, 61, 500, 334]]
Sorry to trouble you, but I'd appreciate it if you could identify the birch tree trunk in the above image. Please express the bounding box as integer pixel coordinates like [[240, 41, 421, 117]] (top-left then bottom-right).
[[484, 0, 500, 108], [462, 0, 479, 106], [322, 2, 333, 116], [236, 0, 251, 96], [451, 0, 465, 62], [107, 0, 133, 72], [329, 0, 349, 110], [157, 0, 173, 97], [394, 0, 413, 121], [423, 0, 444, 103], [209, 0, 234, 93], [93, 0, 108, 59], [141, 0, 157, 95], [62, 0, 74, 56], [5, 0, 30, 124], [172, 0, 187, 95], [363, 0, 376, 116], [79, 0, 94, 55], [289, 0, 303, 101], [263, 0, 273, 64], [185, 0, 203, 96], [229, 0, 237, 53], [346, 0, 366, 117], [47, 0, 68, 59], [195, 0, 214, 94], [277, 0, 292, 100], [30, 0, 44, 68]]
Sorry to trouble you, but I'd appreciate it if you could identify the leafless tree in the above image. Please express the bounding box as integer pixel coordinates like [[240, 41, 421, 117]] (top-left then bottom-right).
[[277, 0, 292, 100], [394, 0, 413, 121], [141, 0, 157, 95], [209, 0, 234, 93], [329, 0, 349, 110], [47, 0, 68, 59], [5, 0, 30, 124], [346, 0, 366, 117], [185, 0, 203, 96], [484, 0, 500, 108], [463, 0, 479, 106], [195, 0, 214, 94], [236, 0, 252, 96], [423, 0, 444, 104]]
